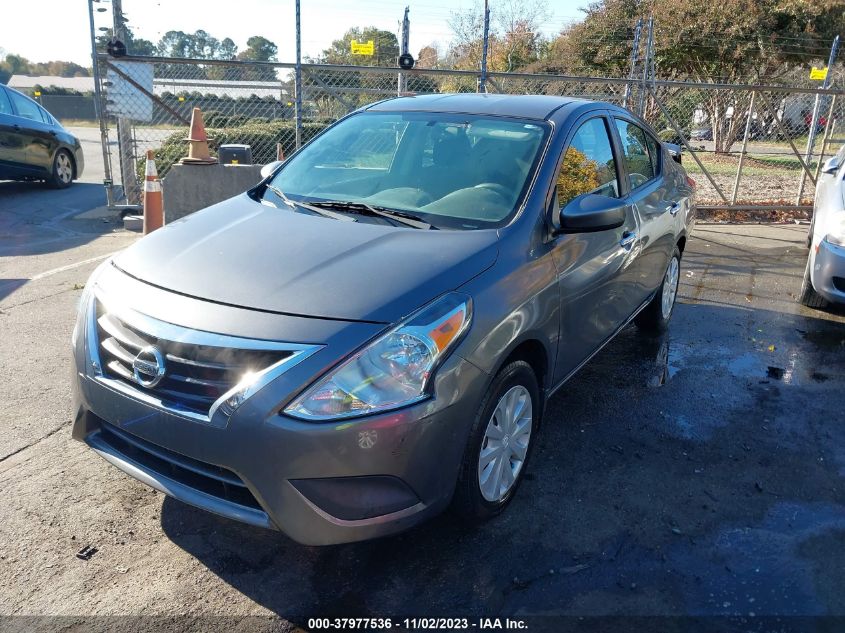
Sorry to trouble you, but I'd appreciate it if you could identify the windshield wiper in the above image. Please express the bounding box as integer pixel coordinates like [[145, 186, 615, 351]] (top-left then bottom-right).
[[307, 200, 434, 230], [264, 185, 356, 223]]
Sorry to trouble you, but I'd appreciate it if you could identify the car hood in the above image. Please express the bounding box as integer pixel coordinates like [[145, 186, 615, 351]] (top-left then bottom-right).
[[114, 194, 499, 323]]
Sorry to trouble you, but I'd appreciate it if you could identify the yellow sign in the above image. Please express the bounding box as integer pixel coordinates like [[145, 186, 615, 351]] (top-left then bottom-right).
[[351, 39, 375, 56], [810, 66, 828, 80], [33, 90, 41, 97], [178, 96, 185, 102]]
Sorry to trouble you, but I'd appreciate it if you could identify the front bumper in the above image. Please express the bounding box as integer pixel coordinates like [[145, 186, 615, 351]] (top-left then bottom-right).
[[810, 238, 845, 305], [71, 266, 488, 545], [73, 145, 85, 179]]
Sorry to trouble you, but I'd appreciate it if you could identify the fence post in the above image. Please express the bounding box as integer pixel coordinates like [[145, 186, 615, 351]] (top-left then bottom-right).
[[294, 0, 303, 149], [731, 91, 756, 204], [622, 18, 642, 111], [397, 6, 410, 96], [479, 0, 490, 93], [797, 35, 840, 204], [637, 16, 654, 117], [813, 96, 838, 183], [87, 0, 114, 208]]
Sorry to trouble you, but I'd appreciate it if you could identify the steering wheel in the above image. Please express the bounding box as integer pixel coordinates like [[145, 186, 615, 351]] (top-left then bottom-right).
[[475, 182, 511, 199]]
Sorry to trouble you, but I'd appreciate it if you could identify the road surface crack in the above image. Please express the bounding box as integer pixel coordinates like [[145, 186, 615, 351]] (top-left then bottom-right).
[[0, 422, 69, 464]]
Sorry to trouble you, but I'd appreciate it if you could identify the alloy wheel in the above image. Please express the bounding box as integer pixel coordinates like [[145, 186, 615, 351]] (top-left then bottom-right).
[[56, 153, 73, 184]]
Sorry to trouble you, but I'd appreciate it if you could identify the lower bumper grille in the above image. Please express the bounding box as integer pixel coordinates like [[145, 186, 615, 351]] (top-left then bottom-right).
[[96, 420, 263, 511]]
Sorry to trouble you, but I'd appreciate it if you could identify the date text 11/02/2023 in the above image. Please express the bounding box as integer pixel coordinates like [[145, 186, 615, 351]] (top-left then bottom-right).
[[307, 618, 529, 630]]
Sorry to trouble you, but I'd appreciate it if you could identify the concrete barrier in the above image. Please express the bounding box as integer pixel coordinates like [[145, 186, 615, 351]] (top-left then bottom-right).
[[162, 163, 264, 223]]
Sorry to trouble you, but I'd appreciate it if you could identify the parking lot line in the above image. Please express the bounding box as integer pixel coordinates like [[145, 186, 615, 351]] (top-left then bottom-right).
[[27, 253, 113, 282]]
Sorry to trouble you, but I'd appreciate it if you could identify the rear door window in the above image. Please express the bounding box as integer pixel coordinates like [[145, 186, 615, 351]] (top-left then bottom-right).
[[614, 119, 660, 189], [556, 117, 621, 207], [0, 89, 13, 115], [8, 90, 42, 122]]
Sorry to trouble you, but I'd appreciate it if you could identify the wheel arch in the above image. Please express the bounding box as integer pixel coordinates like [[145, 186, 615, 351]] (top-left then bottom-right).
[[483, 336, 551, 415]]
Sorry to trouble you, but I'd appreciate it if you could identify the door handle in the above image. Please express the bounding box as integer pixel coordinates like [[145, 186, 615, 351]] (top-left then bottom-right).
[[666, 202, 681, 216], [13, 124, 21, 131], [49, 130, 58, 136], [620, 232, 637, 249]]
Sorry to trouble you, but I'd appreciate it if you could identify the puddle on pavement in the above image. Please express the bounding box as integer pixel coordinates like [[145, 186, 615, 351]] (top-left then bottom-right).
[[648, 342, 838, 389], [797, 329, 845, 355]]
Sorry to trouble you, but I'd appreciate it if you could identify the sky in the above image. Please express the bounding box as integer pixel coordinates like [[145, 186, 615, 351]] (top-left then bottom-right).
[[0, 0, 587, 68]]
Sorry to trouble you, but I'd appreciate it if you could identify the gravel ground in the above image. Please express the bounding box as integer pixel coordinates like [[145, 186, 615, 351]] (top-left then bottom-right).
[[1, 179, 845, 631]]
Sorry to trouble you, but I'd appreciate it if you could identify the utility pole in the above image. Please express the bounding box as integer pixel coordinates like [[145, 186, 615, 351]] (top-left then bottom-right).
[[479, 0, 490, 93], [397, 6, 410, 95], [797, 34, 840, 204], [111, 0, 140, 206], [294, 0, 302, 149], [637, 16, 654, 118], [87, 0, 114, 208], [622, 18, 643, 111]]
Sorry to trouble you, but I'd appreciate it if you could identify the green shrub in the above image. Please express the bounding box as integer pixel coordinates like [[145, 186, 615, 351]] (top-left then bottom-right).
[[137, 119, 331, 181]]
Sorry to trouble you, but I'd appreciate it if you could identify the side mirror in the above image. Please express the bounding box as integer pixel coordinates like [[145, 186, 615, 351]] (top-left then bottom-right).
[[260, 160, 284, 179], [557, 193, 627, 233], [821, 156, 840, 175]]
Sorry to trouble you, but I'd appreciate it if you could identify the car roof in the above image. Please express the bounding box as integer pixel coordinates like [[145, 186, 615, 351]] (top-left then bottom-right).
[[365, 93, 594, 120]]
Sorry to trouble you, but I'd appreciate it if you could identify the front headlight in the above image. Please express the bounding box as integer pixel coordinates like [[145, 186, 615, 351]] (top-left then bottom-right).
[[284, 293, 472, 421], [824, 215, 845, 247], [71, 259, 110, 347]]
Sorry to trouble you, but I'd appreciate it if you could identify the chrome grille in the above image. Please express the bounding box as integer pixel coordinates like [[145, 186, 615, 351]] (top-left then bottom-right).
[[93, 299, 299, 418]]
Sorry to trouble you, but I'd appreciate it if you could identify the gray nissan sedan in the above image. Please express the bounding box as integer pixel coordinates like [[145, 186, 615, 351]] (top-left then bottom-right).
[[71, 95, 695, 545]]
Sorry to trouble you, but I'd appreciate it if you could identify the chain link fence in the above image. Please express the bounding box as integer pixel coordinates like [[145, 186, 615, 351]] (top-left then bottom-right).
[[94, 54, 845, 216]]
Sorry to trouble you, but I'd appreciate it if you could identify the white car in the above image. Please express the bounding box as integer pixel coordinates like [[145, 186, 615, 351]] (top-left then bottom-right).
[[801, 145, 845, 308]]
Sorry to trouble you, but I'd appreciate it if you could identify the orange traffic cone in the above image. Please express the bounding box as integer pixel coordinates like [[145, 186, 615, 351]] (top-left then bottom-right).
[[180, 107, 217, 165], [143, 150, 164, 234]]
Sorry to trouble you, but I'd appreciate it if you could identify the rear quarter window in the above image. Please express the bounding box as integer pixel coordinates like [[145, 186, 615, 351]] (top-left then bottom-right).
[[0, 89, 12, 115]]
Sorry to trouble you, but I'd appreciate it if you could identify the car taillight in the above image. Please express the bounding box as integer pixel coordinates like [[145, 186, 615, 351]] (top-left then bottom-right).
[[686, 175, 697, 190]]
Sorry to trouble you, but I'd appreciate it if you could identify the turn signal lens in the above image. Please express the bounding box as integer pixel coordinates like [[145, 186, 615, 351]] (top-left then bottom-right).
[[284, 293, 472, 421]]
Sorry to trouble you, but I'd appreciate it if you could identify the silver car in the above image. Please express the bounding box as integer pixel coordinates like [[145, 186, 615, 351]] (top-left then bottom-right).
[[801, 144, 845, 307], [71, 95, 695, 545]]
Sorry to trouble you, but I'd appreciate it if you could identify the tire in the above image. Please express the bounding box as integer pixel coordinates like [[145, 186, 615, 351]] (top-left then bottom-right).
[[47, 150, 74, 189], [452, 360, 540, 521], [798, 257, 828, 308], [636, 246, 682, 333]]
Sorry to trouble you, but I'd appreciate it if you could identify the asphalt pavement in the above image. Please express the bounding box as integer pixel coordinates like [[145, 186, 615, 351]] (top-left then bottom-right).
[[1, 173, 845, 630]]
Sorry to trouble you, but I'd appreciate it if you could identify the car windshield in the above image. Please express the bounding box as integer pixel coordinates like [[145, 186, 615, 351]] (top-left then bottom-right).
[[267, 111, 549, 230]]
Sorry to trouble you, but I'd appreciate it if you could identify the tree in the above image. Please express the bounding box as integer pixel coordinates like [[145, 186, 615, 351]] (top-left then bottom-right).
[[236, 36, 279, 81], [417, 45, 439, 69], [238, 36, 278, 62], [446, 0, 549, 73], [558, 0, 845, 151], [489, 0, 550, 72], [319, 27, 399, 67]]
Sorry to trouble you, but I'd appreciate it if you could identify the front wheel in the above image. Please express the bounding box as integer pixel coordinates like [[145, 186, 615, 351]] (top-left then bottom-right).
[[453, 360, 539, 520], [636, 247, 681, 333], [47, 150, 74, 189], [798, 257, 828, 308]]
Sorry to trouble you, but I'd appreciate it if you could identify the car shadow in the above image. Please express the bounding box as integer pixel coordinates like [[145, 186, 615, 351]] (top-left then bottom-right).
[[0, 279, 28, 302], [0, 181, 122, 258], [159, 302, 845, 621]]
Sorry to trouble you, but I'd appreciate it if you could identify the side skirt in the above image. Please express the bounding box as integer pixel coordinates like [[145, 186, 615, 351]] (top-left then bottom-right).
[[546, 291, 657, 401]]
